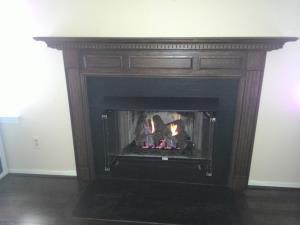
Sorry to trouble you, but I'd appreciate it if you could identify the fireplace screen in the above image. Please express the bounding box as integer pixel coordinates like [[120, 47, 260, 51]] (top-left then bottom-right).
[[102, 109, 216, 175]]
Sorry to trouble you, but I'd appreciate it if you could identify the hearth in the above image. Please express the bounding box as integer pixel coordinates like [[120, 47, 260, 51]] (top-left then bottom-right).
[[35, 37, 297, 190]]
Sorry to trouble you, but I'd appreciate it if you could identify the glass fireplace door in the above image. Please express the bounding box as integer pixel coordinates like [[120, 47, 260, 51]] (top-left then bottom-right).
[[101, 109, 216, 176]]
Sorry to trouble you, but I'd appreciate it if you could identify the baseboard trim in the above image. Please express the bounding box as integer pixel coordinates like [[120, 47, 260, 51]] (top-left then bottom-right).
[[248, 180, 300, 189], [8, 169, 77, 177]]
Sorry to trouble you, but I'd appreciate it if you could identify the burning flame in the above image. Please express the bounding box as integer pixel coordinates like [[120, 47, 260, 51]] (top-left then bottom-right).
[[170, 123, 178, 136], [150, 117, 155, 134]]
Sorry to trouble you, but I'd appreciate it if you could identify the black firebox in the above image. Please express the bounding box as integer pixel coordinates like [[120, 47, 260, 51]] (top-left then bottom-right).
[[87, 77, 238, 186], [101, 97, 217, 176]]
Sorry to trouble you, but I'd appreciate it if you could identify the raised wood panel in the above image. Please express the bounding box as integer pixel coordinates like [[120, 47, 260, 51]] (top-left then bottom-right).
[[129, 56, 193, 70], [83, 55, 122, 69], [199, 56, 242, 69], [82, 55, 123, 74], [79, 51, 246, 77]]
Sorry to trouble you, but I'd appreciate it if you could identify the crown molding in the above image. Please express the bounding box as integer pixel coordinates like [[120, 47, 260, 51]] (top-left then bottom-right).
[[34, 37, 298, 51]]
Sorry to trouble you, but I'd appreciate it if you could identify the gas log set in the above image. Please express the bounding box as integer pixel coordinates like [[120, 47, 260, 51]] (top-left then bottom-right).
[[128, 114, 192, 152], [120, 111, 207, 157]]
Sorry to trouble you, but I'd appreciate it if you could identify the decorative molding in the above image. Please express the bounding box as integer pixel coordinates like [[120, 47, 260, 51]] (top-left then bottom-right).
[[249, 180, 300, 189], [34, 37, 297, 51], [8, 169, 77, 176]]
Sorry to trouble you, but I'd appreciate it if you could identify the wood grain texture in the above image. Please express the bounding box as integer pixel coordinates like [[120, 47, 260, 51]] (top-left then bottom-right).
[[229, 51, 266, 190], [63, 50, 95, 182]]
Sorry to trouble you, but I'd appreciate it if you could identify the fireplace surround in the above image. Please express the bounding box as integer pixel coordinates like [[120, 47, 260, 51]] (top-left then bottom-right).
[[35, 37, 297, 190], [86, 77, 238, 186]]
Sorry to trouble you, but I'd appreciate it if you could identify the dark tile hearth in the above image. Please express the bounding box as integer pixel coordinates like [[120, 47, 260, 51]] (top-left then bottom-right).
[[1, 174, 300, 225], [73, 178, 240, 225]]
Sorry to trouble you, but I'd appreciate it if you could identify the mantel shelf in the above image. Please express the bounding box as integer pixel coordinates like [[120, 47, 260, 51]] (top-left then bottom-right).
[[34, 36, 297, 51]]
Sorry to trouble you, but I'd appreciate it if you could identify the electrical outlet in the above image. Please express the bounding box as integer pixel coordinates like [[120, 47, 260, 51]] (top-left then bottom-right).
[[32, 136, 40, 150]]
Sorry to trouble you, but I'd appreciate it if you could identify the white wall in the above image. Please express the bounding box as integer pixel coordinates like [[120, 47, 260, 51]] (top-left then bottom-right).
[[0, 0, 299, 186]]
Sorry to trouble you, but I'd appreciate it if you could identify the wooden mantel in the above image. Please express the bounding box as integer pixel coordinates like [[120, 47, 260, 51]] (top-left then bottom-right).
[[35, 37, 297, 190], [34, 37, 297, 51]]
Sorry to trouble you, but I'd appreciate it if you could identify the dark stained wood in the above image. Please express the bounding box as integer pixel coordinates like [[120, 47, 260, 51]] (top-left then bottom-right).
[[83, 55, 123, 70], [199, 56, 242, 69], [63, 50, 95, 182], [34, 37, 297, 51], [129, 56, 193, 69], [0, 175, 300, 225], [229, 51, 267, 190], [35, 37, 297, 190], [79, 50, 246, 77]]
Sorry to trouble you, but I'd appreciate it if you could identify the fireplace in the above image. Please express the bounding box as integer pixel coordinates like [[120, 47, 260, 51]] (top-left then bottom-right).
[[35, 37, 297, 190]]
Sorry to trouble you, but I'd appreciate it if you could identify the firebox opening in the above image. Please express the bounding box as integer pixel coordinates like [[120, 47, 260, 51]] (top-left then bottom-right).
[[102, 107, 217, 176], [116, 110, 215, 159]]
